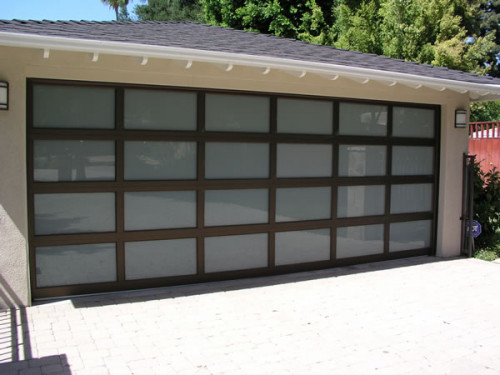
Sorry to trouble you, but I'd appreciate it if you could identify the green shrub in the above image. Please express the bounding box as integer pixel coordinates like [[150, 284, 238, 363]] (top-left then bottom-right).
[[473, 162, 500, 249]]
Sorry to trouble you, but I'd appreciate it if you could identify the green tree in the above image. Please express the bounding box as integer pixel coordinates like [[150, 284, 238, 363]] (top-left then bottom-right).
[[134, 0, 204, 21], [333, 0, 382, 54], [201, 0, 333, 45], [470, 101, 500, 121], [473, 162, 500, 248], [102, 0, 130, 20]]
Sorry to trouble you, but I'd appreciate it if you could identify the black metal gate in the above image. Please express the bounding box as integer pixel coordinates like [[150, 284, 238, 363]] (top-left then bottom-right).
[[461, 153, 476, 257]]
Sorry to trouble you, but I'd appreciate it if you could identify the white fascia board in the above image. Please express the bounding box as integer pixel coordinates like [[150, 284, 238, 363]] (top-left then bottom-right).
[[2, 31, 500, 101]]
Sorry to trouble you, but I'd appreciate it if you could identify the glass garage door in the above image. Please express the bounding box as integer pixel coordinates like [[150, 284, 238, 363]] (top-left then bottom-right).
[[28, 79, 439, 299]]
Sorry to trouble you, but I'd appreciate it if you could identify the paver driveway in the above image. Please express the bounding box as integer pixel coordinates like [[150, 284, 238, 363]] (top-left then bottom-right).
[[1, 256, 500, 375]]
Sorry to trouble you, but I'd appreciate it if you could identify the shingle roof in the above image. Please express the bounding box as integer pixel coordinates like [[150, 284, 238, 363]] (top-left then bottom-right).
[[1, 19, 500, 86]]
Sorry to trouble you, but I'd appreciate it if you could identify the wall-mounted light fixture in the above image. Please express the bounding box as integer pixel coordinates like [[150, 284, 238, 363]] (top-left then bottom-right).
[[455, 109, 468, 128], [0, 81, 8, 110]]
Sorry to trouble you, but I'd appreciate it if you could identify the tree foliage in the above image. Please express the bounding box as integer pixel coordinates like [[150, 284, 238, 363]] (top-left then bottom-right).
[[134, 0, 203, 21], [201, 0, 333, 44], [473, 162, 500, 248], [101, 0, 130, 20]]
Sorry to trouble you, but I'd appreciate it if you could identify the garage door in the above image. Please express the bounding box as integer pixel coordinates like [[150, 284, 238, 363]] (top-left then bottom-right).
[[28, 79, 439, 299]]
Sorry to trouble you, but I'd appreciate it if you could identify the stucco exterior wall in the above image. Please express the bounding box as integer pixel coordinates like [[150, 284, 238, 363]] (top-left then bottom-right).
[[0, 46, 470, 307]]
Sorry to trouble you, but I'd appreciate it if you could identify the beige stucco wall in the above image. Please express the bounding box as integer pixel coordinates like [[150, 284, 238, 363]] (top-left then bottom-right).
[[0, 46, 470, 307]]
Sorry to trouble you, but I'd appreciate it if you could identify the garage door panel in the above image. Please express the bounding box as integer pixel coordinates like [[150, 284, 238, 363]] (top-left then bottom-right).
[[124, 141, 197, 180], [337, 185, 385, 218], [275, 229, 330, 265], [336, 224, 384, 259], [124, 89, 197, 131], [125, 238, 197, 280], [277, 98, 333, 135], [124, 191, 197, 231], [34, 193, 115, 235], [393, 106, 435, 138], [338, 145, 386, 177], [34, 140, 115, 182], [390, 183, 433, 214], [275, 187, 331, 222], [205, 189, 269, 227], [33, 84, 115, 129], [338, 102, 388, 136], [36, 243, 117, 287], [205, 142, 269, 179], [205, 233, 268, 273], [276, 144, 332, 178], [392, 146, 434, 175], [390, 220, 432, 252], [206, 93, 270, 133]]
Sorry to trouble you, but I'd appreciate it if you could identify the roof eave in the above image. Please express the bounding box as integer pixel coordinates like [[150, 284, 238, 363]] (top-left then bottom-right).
[[1, 31, 500, 102]]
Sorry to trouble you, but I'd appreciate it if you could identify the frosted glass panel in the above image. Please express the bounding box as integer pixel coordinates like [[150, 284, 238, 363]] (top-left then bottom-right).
[[391, 184, 433, 214], [277, 144, 332, 178], [36, 243, 116, 287], [125, 238, 196, 280], [338, 145, 386, 177], [276, 187, 331, 222], [339, 103, 387, 136], [277, 98, 333, 134], [393, 107, 435, 138], [124, 89, 196, 130], [205, 233, 268, 272], [34, 140, 115, 182], [337, 185, 385, 218], [206, 93, 269, 132], [205, 189, 268, 226], [34, 193, 115, 235], [125, 191, 196, 231], [205, 142, 269, 179], [392, 146, 434, 175], [33, 85, 114, 129], [390, 220, 432, 252], [275, 229, 330, 265], [336, 224, 384, 259], [124, 141, 196, 180]]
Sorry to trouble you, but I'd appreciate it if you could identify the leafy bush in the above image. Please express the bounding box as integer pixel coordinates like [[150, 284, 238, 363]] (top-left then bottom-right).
[[473, 162, 500, 249]]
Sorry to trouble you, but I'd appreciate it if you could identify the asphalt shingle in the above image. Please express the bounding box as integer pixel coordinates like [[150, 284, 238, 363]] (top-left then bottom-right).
[[1, 20, 500, 86]]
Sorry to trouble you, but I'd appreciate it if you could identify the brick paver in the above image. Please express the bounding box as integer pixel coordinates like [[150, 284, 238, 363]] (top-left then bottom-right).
[[1, 256, 500, 374]]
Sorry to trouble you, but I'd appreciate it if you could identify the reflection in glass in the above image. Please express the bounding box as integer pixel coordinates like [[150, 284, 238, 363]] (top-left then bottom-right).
[[205, 233, 268, 272], [393, 107, 435, 138], [34, 140, 115, 182], [206, 93, 269, 132], [277, 144, 332, 178], [336, 224, 384, 258], [34, 193, 115, 235], [125, 238, 196, 280], [392, 146, 434, 175], [338, 145, 386, 177], [337, 185, 385, 218], [205, 189, 268, 226], [124, 141, 196, 180], [205, 142, 269, 179], [276, 187, 331, 222], [277, 98, 333, 134], [36, 243, 116, 287], [33, 85, 115, 129], [275, 229, 330, 265], [390, 184, 433, 214], [390, 220, 431, 252], [339, 103, 387, 136], [124, 89, 196, 130], [125, 191, 196, 231]]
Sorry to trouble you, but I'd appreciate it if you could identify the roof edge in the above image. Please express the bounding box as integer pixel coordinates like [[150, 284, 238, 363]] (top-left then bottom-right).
[[1, 31, 500, 101]]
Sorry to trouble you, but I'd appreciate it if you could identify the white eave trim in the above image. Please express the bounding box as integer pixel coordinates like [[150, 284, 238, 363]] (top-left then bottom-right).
[[2, 31, 500, 101]]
